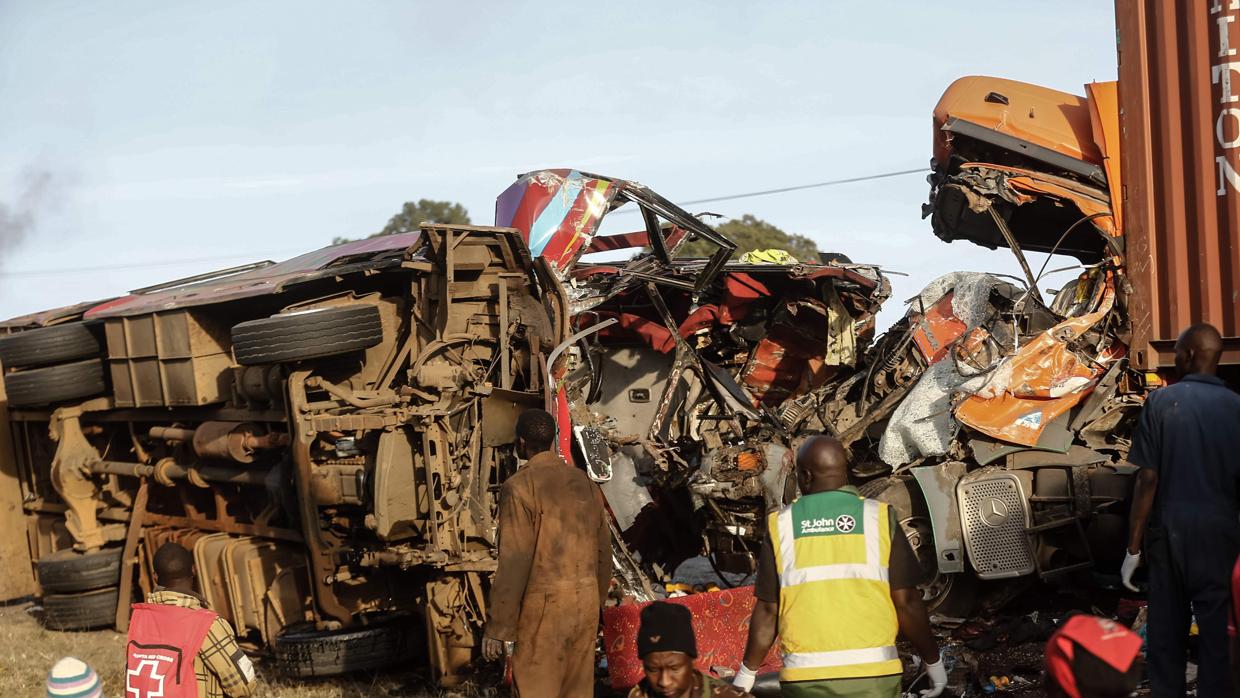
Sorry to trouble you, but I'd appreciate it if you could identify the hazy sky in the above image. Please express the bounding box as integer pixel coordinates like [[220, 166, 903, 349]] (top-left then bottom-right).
[[0, 1, 1118, 328]]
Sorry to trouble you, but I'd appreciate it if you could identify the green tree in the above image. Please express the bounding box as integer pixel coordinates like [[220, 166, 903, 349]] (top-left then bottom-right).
[[333, 199, 472, 244], [676, 214, 819, 261]]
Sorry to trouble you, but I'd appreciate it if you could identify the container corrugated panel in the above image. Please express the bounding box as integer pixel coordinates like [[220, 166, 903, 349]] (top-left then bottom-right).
[[1117, 0, 1240, 369]]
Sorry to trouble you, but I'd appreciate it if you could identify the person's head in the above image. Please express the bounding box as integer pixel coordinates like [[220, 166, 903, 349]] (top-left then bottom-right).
[[795, 435, 849, 495], [1044, 615, 1142, 698], [1174, 322, 1223, 377], [153, 541, 195, 591], [637, 602, 699, 698], [514, 408, 556, 460], [45, 657, 101, 698]]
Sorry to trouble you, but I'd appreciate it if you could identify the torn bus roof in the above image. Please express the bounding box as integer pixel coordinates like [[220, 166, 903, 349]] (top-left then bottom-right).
[[83, 233, 421, 319], [495, 169, 736, 291], [495, 169, 621, 272]]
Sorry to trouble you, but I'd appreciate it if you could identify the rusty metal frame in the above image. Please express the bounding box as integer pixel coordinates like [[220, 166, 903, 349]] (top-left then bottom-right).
[[595, 178, 736, 293], [286, 369, 351, 623], [114, 479, 149, 631]]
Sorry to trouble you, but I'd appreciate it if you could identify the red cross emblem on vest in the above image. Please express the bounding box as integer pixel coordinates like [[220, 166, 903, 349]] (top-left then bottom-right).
[[126, 655, 170, 698], [125, 602, 219, 698]]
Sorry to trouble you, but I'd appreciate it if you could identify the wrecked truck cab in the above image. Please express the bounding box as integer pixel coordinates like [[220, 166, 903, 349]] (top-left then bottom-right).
[[926, 76, 1121, 268], [832, 76, 1141, 614]]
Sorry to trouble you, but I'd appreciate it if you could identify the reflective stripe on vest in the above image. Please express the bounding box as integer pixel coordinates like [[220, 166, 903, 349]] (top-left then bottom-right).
[[776, 498, 887, 585], [770, 492, 902, 682], [781, 645, 900, 669]]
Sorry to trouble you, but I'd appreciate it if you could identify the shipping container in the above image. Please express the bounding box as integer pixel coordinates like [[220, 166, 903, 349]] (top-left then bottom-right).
[[1116, 0, 1240, 369]]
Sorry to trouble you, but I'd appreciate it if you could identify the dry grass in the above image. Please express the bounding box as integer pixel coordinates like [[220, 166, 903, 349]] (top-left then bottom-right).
[[0, 601, 494, 697]]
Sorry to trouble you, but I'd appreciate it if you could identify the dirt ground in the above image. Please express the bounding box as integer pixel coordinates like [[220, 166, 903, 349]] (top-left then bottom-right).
[[3, 574, 1173, 697], [0, 600, 453, 698]]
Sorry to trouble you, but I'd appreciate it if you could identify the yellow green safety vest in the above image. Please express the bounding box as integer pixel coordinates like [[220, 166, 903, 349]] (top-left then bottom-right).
[[768, 489, 901, 682]]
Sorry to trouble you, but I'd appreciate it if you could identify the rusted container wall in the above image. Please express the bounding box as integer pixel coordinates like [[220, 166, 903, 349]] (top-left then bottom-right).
[[1117, 0, 1240, 369]]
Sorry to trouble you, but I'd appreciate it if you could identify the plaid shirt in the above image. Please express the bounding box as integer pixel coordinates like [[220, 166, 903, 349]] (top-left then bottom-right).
[[145, 589, 257, 698]]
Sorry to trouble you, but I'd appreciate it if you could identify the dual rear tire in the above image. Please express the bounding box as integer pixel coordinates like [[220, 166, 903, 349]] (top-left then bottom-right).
[[0, 324, 105, 408], [36, 547, 123, 631]]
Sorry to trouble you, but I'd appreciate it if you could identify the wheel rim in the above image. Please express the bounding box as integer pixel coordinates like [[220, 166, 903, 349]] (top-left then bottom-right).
[[900, 516, 954, 609]]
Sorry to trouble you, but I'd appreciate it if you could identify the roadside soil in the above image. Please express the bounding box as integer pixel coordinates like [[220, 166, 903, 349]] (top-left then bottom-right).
[[0, 600, 465, 697], [3, 568, 1173, 697]]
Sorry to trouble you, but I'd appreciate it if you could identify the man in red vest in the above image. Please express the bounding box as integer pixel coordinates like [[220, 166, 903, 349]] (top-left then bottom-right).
[[125, 542, 256, 698]]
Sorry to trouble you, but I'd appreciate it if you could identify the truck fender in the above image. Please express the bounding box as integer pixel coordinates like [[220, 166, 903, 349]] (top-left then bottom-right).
[[910, 461, 968, 575]]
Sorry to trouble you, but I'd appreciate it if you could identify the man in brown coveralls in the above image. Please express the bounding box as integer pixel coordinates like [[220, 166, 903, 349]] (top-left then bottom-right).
[[483, 408, 612, 696]]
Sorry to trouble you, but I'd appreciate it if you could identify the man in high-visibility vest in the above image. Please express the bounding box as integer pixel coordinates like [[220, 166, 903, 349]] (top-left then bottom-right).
[[731, 435, 947, 697]]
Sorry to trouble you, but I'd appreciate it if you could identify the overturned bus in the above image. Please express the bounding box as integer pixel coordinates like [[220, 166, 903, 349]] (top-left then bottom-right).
[[0, 171, 888, 683]]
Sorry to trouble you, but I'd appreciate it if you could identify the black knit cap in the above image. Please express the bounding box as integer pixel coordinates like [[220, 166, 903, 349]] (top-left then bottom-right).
[[637, 602, 697, 659]]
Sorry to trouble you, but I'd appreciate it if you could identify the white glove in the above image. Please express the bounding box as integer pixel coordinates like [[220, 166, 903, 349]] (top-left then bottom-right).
[[732, 664, 757, 692], [920, 659, 947, 697], [1121, 551, 1141, 592]]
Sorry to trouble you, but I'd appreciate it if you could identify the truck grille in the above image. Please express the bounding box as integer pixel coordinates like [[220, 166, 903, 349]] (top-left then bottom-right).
[[957, 473, 1034, 579]]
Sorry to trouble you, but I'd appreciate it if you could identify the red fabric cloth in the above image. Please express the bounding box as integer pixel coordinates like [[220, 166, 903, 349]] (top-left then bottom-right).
[[588, 273, 774, 355], [602, 586, 781, 690], [594, 312, 678, 353], [125, 603, 218, 698], [677, 274, 772, 337], [1044, 615, 1142, 698]]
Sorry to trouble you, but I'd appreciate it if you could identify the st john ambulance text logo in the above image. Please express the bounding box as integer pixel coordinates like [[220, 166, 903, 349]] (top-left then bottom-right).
[[799, 514, 857, 534]]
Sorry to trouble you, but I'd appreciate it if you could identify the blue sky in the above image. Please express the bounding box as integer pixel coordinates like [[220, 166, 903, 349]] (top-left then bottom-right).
[[0, 1, 1117, 328]]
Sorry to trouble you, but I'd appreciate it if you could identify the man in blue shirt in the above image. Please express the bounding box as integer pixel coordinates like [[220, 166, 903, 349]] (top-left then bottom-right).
[[1122, 323, 1240, 697]]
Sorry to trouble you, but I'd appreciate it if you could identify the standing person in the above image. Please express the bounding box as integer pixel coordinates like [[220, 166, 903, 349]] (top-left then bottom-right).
[[731, 435, 947, 698], [482, 408, 612, 697], [1122, 323, 1240, 697], [125, 542, 256, 698], [627, 602, 751, 698]]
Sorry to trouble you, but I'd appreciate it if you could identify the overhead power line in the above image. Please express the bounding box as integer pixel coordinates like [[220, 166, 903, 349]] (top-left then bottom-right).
[[0, 166, 928, 278], [606, 166, 926, 215], [0, 250, 304, 279], [673, 167, 925, 207]]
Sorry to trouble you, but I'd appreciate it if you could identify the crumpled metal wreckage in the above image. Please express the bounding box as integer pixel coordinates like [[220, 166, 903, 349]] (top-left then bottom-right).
[[496, 168, 891, 592], [505, 81, 1145, 622], [0, 72, 1149, 688]]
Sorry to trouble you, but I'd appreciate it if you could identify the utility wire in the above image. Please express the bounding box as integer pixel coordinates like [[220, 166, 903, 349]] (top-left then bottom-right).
[[0, 166, 927, 278], [0, 250, 304, 278], [608, 166, 925, 214], [672, 167, 925, 207]]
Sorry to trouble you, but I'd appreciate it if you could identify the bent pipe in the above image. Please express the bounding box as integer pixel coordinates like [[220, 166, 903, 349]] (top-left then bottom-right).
[[545, 317, 619, 438], [93, 459, 270, 486], [304, 376, 399, 409]]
